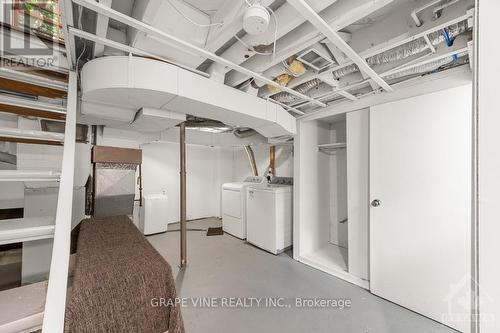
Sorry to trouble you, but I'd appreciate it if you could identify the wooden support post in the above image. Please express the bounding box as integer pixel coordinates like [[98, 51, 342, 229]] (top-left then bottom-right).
[[180, 122, 187, 267], [270, 145, 276, 175]]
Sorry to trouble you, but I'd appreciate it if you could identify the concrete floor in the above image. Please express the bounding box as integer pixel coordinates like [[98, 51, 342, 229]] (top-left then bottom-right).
[[147, 218, 458, 333]]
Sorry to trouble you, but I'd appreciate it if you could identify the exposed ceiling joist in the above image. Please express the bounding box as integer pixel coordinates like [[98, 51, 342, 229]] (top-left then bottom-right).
[[93, 0, 112, 58], [226, 0, 394, 87], [69, 27, 210, 77], [72, 0, 327, 107], [286, 0, 392, 92], [301, 65, 471, 121], [59, 0, 76, 68], [204, 0, 275, 53], [208, 0, 335, 77]]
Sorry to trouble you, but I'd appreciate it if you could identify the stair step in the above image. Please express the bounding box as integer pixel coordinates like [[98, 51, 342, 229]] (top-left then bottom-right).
[[0, 127, 64, 145], [0, 281, 47, 332], [0, 94, 66, 121], [0, 217, 55, 245], [0, 67, 68, 99], [0, 170, 61, 182]]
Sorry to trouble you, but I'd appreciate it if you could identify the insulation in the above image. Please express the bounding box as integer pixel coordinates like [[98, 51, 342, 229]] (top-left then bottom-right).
[[384, 53, 467, 80], [272, 78, 321, 103], [272, 21, 469, 105], [333, 21, 468, 79]]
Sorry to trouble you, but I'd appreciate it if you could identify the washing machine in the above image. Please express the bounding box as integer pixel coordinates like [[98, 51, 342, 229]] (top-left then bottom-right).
[[246, 177, 293, 254], [221, 176, 266, 239]]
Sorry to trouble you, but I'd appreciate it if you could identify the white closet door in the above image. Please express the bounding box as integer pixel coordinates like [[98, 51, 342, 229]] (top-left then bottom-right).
[[369, 85, 471, 333]]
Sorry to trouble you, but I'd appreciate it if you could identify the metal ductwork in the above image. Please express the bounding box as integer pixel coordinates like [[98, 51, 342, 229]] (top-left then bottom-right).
[[332, 21, 468, 79], [234, 128, 258, 138], [384, 54, 465, 81], [272, 78, 321, 103], [269, 21, 469, 105], [244, 145, 259, 177], [184, 116, 260, 140]]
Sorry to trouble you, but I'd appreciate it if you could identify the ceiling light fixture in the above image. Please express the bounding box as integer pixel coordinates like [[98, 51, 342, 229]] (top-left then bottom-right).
[[243, 3, 270, 35]]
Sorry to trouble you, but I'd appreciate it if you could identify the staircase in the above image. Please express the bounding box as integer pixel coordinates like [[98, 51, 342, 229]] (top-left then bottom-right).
[[0, 66, 77, 333]]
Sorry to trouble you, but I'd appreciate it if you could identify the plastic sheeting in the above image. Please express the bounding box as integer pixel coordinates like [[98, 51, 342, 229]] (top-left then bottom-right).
[[94, 163, 137, 218]]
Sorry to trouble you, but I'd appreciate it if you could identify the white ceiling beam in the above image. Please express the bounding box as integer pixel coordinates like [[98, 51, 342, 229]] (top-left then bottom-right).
[[264, 0, 471, 108], [286, 0, 392, 92], [59, 0, 76, 68], [208, 0, 335, 77], [68, 27, 210, 77], [300, 65, 471, 120], [226, 0, 394, 87], [93, 0, 112, 58], [71, 0, 327, 107], [204, 0, 274, 53], [337, 0, 473, 71], [290, 42, 469, 110]]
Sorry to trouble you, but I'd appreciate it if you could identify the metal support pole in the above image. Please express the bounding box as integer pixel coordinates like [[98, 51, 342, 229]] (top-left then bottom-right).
[[138, 164, 143, 207], [180, 122, 187, 267]]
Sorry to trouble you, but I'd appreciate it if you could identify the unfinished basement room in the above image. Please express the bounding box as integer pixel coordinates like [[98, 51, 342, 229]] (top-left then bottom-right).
[[0, 0, 498, 332]]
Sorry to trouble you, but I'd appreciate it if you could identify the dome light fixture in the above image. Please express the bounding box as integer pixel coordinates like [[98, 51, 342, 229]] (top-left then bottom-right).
[[243, 4, 270, 35]]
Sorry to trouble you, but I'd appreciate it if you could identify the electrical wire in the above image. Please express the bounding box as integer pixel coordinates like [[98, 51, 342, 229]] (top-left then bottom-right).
[[75, 5, 86, 79], [167, 0, 224, 28], [266, 6, 278, 63]]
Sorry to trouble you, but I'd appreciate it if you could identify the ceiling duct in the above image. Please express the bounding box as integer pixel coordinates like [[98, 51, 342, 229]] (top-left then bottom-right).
[[234, 128, 258, 138], [332, 21, 468, 79], [185, 116, 259, 139], [384, 53, 467, 81], [184, 116, 233, 134], [269, 21, 469, 105], [272, 78, 321, 103]]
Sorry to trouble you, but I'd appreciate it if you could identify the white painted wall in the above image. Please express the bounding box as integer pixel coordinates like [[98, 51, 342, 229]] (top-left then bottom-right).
[[141, 142, 233, 224], [97, 126, 295, 225], [294, 119, 332, 257], [477, 2, 500, 332], [346, 109, 370, 281]]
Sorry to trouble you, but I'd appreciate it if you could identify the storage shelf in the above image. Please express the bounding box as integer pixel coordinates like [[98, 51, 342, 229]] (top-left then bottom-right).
[[0, 281, 47, 332], [0, 170, 61, 182], [318, 142, 347, 154], [0, 127, 64, 146], [0, 216, 55, 245]]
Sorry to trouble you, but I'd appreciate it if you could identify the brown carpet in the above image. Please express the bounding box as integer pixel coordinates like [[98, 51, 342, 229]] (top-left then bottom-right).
[[65, 215, 184, 333]]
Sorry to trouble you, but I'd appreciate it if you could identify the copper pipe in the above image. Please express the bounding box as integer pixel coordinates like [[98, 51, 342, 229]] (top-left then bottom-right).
[[180, 122, 187, 267], [270, 145, 276, 176]]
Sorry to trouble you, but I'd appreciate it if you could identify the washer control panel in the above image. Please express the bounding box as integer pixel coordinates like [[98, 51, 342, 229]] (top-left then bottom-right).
[[271, 177, 293, 186], [244, 176, 266, 183]]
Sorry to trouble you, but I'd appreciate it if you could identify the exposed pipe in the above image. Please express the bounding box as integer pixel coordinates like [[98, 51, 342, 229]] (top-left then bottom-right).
[[138, 164, 143, 207], [433, 0, 462, 19], [180, 122, 187, 267], [269, 145, 276, 175], [244, 145, 259, 176], [331, 21, 468, 79], [72, 0, 327, 108], [273, 78, 321, 103], [383, 55, 457, 80]]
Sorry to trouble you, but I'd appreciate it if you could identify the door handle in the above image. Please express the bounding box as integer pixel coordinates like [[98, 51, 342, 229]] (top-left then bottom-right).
[[371, 199, 382, 207]]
